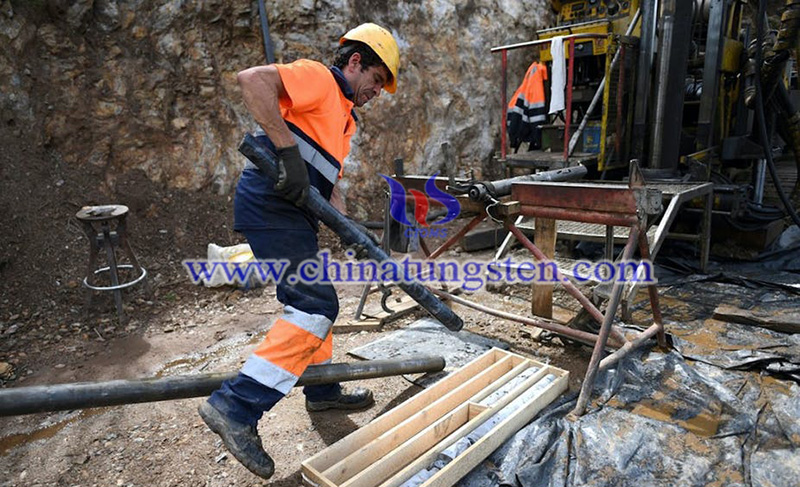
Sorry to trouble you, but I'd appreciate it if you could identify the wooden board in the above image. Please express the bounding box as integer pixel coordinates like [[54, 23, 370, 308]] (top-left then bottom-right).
[[335, 295, 420, 334], [713, 304, 800, 334], [301, 348, 569, 487], [532, 218, 557, 320]]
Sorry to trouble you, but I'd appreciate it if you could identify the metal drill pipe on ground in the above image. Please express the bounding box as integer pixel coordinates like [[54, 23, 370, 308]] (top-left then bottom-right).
[[238, 134, 464, 331], [0, 356, 446, 416]]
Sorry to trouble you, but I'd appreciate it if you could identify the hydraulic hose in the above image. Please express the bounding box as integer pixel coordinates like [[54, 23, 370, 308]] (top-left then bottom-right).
[[753, 0, 800, 228], [773, 82, 800, 202]]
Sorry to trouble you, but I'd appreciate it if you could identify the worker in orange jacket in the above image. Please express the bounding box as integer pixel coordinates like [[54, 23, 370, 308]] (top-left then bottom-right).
[[507, 60, 548, 151], [198, 23, 400, 480]]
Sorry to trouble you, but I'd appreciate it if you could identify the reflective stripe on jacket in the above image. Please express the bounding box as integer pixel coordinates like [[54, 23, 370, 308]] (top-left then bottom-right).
[[236, 60, 357, 230]]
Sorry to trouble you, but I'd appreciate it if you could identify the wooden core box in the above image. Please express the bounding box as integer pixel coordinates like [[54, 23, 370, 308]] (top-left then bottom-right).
[[302, 348, 569, 487]]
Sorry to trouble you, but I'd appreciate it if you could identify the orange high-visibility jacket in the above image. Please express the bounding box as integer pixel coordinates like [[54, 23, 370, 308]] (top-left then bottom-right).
[[506, 61, 548, 150]]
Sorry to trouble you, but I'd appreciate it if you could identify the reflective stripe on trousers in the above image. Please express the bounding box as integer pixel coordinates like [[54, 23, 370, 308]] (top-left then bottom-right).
[[238, 228, 339, 394], [241, 306, 334, 394]]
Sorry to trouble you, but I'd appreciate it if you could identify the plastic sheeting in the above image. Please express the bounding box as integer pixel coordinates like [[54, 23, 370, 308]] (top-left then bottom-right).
[[629, 279, 800, 380], [460, 349, 800, 487], [457, 263, 799, 487], [348, 318, 509, 387]]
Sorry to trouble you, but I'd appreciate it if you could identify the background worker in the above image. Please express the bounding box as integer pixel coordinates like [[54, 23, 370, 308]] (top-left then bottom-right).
[[198, 23, 400, 479]]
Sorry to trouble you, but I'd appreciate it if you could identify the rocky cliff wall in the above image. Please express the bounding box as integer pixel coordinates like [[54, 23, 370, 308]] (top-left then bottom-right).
[[0, 0, 550, 217]]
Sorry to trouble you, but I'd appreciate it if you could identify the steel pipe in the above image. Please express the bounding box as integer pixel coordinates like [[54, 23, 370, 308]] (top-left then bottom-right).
[[0, 356, 446, 417], [467, 165, 588, 202], [428, 213, 486, 260], [599, 322, 662, 371], [572, 226, 640, 417], [239, 134, 463, 331], [428, 287, 625, 349]]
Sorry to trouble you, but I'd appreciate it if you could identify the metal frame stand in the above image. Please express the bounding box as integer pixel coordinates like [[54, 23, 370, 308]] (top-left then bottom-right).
[[394, 168, 666, 417], [76, 205, 150, 323]]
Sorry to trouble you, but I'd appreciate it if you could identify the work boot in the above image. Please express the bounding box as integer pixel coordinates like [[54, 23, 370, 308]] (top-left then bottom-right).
[[198, 401, 275, 479], [305, 386, 375, 412]]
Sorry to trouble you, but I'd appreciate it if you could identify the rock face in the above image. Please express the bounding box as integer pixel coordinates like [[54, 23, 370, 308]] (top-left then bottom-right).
[[0, 0, 550, 216]]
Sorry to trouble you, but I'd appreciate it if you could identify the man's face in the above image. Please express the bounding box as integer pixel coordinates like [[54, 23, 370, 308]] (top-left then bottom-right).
[[344, 53, 390, 107]]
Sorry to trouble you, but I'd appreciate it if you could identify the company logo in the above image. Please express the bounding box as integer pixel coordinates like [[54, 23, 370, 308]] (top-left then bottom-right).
[[381, 172, 461, 238]]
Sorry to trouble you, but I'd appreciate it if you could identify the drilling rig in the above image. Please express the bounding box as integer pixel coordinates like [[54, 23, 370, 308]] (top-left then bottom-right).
[[499, 0, 799, 252]]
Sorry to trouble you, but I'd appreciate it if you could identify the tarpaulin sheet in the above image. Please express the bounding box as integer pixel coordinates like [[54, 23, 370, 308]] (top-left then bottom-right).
[[460, 349, 800, 487], [348, 318, 509, 386], [629, 279, 800, 379]]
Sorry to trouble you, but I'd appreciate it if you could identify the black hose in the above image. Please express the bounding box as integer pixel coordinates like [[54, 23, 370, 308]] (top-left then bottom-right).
[[753, 0, 800, 228]]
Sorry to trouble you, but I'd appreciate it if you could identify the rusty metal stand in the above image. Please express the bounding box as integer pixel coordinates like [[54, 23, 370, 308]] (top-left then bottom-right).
[[445, 165, 665, 417], [497, 166, 664, 417], [369, 170, 665, 416], [76, 205, 150, 323]]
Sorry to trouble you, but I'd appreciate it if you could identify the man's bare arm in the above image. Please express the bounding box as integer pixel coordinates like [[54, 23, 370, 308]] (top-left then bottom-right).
[[330, 185, 346, 214], [237, 65, 295, 149]]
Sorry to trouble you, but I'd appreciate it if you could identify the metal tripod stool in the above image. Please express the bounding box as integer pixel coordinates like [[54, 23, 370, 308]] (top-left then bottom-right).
[[76, 205, 149, 323]]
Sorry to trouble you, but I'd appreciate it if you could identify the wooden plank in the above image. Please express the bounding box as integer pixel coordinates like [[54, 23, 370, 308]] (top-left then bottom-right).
[[335, 295, 421, 333], [378, 364, 552, 487], [420, 369, 570, 487], [468, 403, 489, 419], [532, 218, 557, 320], [341, 403, 472, 487], [321, 355, 518, 483], [713, 304, 800, 334], [333, 318, 383, 334], [302, 349, 500, 473], [302, 349, 569, 487], [302, 464, 339, 487]]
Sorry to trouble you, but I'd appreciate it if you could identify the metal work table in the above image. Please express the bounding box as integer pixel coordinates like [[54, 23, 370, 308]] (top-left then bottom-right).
[[499, 181, 713, 270]]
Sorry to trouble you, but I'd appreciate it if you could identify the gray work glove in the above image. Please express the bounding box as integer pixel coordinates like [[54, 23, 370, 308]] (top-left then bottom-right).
[[344, 220, 381, 259], [275, 145, 309, 206]]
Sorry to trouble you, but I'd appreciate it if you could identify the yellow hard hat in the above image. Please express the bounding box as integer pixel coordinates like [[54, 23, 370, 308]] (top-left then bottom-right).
[[340, 23, 400, 93]]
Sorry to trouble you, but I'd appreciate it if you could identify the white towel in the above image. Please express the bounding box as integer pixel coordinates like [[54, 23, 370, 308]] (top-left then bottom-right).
[[549, 36, 566, 114]]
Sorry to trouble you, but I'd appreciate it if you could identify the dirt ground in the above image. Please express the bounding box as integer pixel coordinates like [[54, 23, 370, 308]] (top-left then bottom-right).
[[0, 130, 602, 487], [0, 265, 597, 487]]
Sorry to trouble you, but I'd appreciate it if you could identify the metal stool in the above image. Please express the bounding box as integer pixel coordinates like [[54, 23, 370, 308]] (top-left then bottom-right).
[[76, 205, 149, 323]]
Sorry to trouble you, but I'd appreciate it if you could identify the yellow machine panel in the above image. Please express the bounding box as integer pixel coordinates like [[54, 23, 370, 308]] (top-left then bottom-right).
[[559, 0, 636, 23], [538, 0, 640, 61], [538, 21, 611, 61]]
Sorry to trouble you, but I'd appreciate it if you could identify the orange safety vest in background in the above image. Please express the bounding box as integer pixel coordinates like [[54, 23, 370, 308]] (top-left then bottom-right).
[[506, 61, 548, 151]]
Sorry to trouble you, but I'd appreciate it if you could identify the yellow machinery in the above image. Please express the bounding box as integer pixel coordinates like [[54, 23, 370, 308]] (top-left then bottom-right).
[[499, 0, 800, 245], [527, 0, 752, 172], [535, 1, 642, 170], [540, 0, 640, 61]]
